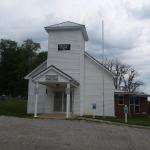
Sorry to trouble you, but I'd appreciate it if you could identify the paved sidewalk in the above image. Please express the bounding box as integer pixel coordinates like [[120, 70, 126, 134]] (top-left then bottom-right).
[[0, 116, 150, 150]]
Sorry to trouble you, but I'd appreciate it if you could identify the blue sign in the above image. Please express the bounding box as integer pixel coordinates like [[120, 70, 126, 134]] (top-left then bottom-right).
[[92, 103, 96, 109], [124, 105, 128, 114]]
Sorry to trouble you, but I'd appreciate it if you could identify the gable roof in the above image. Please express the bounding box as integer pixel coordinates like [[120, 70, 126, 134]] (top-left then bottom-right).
[[84, 52, 115, 77], [25, 52, 115, 80], [46, 21, 84, 28], [32, 65, 79, 86], [45, 21, 89, 41]]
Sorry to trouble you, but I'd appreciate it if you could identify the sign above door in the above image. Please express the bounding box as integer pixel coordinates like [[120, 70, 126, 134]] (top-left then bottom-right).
[[45, 75, 58, 81]]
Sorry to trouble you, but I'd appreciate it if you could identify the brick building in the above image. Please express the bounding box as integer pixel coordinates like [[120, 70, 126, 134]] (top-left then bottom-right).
[[115, 91, 149, 117]]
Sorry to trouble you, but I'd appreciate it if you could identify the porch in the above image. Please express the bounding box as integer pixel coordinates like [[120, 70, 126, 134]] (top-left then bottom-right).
[[34, 81, 77, 119], [31, 65, 79, 119]]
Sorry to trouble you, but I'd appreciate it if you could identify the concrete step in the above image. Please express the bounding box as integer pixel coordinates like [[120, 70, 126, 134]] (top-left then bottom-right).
[[38, 114, 66, 119]]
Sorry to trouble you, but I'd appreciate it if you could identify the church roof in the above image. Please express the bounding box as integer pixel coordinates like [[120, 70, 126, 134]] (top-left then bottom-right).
[[25, 51, 115, 81], [28, 65, 79, 86], [45, 21, 88, 41], [24, 60, 47, 79], [84, 52, 115, 77]]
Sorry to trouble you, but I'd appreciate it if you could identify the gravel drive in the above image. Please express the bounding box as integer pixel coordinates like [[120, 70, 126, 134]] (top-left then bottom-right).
[[0, 116, 150, 150]]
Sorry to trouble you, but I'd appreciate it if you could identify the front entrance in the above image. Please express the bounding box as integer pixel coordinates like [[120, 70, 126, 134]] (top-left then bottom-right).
[[54, 91, 72, 112], [54, 92, 66, 112]]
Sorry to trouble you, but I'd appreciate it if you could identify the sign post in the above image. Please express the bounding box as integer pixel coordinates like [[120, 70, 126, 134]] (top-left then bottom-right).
[[34, 82, 39, 118], [123, 105, 128, 123], [66, 83, 70, 119], [92, 103, 96, 118]]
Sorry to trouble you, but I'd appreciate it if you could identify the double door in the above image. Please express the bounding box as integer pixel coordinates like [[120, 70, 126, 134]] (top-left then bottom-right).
[[54, 92, 72, 112], [54, 92, 66, 112]]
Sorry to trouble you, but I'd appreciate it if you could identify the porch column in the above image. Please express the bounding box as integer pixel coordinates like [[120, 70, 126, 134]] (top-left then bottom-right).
[[66, 83, 70, 119], [34, 82, 39, 117]]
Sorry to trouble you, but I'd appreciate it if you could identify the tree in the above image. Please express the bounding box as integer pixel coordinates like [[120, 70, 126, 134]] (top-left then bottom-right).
[[31, 51, 47, 70], [123, 68, 144, 92], [0, 39, 19, 96], [0, 39, 46, 97], [104, 58, 144, 92], [104, 58, 131, 90], [21, 39, 40, 72]]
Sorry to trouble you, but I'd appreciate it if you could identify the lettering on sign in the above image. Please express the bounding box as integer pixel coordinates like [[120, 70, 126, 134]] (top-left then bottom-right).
[[45, 75, 58, 81]]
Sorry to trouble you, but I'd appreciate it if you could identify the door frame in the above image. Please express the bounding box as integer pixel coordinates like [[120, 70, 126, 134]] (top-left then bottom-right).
[[53, 91, 66, 113], [53, 90, 73, 113]]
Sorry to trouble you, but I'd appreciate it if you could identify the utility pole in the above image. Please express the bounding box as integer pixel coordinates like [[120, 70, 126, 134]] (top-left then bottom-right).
[[102, 20, 105, 118]]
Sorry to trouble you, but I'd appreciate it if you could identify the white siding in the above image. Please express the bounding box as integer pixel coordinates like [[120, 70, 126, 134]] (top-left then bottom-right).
[[73, 87, 80, 115], [84, 56, 115, 116], [27, 79, 53, 114], [27, 26, 115, 117], [44, 86, 54, 113], [27, 69, 80, 114], [47, 30, 85, 81], [47, 29, 85, 115], [34, 69, 69, 83]]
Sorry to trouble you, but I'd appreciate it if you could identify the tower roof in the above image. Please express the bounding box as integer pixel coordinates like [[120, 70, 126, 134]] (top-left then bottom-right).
[[45, 21, 88, 41]]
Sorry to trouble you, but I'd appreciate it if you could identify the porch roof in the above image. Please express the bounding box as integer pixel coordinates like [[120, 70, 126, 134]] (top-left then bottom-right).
[[31, 65, 79, 87]]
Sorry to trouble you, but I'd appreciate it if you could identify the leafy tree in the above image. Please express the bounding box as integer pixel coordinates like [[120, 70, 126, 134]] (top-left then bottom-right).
[[21, 39, 40, 72], [0, 39, 46, 97], [0, 39, 19, 96], [31, 51, 47, 70]]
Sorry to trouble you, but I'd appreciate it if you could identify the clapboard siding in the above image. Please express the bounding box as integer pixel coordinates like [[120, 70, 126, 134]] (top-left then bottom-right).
[[26, 23, 115, 117], [46, 29, 85, 115], [84, 55, 115, 116], [73, 87, 80, 115], [47, 30, 85, 81], [27, 79, 54, 114]]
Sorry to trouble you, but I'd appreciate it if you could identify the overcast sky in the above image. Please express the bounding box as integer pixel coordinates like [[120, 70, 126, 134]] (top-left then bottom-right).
[[1, 0, 150, 93]]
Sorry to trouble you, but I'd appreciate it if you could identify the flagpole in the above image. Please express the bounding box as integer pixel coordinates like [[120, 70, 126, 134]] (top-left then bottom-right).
[[102, 20, 105, 118]]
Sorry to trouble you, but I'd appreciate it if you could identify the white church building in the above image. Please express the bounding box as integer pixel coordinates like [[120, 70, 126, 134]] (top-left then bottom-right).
[[25, 21, 115, 118]]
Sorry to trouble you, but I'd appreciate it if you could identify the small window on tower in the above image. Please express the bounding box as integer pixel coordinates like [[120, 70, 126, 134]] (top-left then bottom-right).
[[58, 44, 71, 51]]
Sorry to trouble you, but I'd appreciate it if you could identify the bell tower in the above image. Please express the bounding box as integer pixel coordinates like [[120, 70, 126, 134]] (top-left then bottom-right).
[[45, 21, 88, 81]]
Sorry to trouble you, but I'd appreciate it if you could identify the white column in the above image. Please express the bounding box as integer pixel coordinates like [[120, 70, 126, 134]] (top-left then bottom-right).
[[66, 83, 70, 119], [34, 82, 39, 118]]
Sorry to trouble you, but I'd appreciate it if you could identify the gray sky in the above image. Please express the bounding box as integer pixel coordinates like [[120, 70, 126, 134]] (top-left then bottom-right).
[[1, 0, 150, 93]]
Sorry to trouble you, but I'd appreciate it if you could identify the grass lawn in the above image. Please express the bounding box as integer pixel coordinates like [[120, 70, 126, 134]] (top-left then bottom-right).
[[83, 115, 150, 126], [0, 98, 32, 118]]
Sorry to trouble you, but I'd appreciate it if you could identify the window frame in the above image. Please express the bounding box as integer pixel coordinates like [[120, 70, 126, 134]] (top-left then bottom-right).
[[130, 96, 140, 114], [134, 97, 140, 113], [118, 95, 124, 105], [58, 44, 71, 51]]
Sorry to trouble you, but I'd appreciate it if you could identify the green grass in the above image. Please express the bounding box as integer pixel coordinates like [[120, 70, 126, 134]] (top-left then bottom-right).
[[83, 115, 150, 126], [0, 98, 32, 118]]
